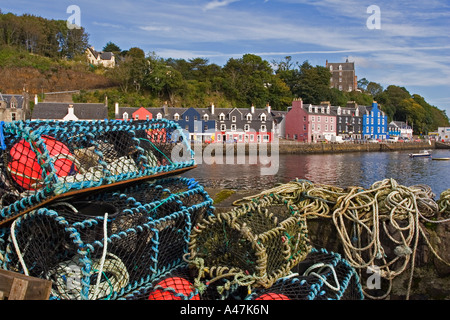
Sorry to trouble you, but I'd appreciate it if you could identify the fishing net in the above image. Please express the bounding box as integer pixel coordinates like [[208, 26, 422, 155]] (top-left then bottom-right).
[[247, 248, 364, 300], [187, 194, 312, 298], [1, 177, 213, 300], [0, 119, 195, 226], [121, 263, 200, 300]]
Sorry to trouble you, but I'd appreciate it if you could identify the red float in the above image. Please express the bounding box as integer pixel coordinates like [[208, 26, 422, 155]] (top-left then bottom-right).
[[148, 277, 200, 300], [8, 135, 76, 190], [255, 293, 290, 300]]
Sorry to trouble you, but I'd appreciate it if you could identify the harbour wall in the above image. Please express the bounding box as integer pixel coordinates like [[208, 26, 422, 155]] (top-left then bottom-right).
[[193, 141, 435, 155]]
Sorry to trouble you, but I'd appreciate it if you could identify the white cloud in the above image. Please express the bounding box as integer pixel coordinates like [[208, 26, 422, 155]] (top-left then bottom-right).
[[204, 0, 240, 11]]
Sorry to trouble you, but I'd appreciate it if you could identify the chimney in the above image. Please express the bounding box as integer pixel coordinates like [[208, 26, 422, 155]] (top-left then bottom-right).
[[68, 104, 75, 116], [266, 103, 271, 114], [115, 102, 119, 118], [34, 94, 38, 105], [292, 98, 303, 109], [251, 104, 255, 114], [210, 103, 215, 115]]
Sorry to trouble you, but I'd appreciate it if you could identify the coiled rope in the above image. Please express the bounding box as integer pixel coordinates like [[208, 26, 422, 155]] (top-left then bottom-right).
[[233, 178, 450, 300]]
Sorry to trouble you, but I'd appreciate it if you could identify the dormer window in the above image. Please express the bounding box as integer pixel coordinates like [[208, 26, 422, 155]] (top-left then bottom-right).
[[232, 116, 236, 122], [246, 114, 252, 121], [261, 114, 266, 122], [219, 113, 225, 121], [157, 113, 162, 119], [123, 112, 129, 120], [203, 114, 209, 121], [174, 113, 180, 120]]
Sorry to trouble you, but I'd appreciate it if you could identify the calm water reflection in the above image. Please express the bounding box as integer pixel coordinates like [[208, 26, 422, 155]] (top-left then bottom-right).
[[182, 149, 450, 198]]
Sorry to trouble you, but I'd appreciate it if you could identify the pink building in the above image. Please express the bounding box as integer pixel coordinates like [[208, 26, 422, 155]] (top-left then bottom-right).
[[285, 99, 337, 143]]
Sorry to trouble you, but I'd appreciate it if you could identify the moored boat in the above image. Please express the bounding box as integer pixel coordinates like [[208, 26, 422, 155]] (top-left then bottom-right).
[[409, 150, 432, 158]]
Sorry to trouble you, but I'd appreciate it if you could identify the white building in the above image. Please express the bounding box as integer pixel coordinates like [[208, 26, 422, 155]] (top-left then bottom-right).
[[438, 127, 450, 142]]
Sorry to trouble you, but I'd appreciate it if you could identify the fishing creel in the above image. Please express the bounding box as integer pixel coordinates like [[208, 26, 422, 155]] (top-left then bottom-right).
[[1, 177, 214, 300], [0, 119, 195, 226]]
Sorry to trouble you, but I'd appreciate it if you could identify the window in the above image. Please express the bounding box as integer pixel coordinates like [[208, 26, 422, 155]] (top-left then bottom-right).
[[11, 113, 16, 121], [174, 113, 180, 120], [317, 116, 321, 122], [263, 135, 269, 142], [250, 134, 254, 142], [330, 125, 333, 131], [247, 114, 252, 121], [203, 114, 209, 121], [231, 124, 237, 131], [157, 113, 162, 119], [312, 116, 315, 122], [220, 124, 226, 131], [135, 115, 139, 120], [261, 125, 267, 132], [219, 113, 225, 121], [185, 116, 189, 121], [232, 116, 237, 122], [317, 124, 321, 131], [303, 116, 307, 122], [244, 124, 250, 132], [146, 115, 150, 120], [123, 112, 129, 120], [261, 114, 266, 122], [312, 124, 315, 130], [325, 124, 328, 131]]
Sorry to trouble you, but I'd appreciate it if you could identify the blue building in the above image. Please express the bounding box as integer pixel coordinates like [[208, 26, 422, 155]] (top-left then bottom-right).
[[362, 102, 388, 140]]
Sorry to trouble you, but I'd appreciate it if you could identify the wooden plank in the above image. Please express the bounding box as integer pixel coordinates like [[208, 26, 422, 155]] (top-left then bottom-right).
[[0, 269, 52, 300], [8, 278, 28, 300]]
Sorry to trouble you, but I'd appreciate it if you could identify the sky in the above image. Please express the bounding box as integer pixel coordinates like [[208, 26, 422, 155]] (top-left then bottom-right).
[[2, 0, 450, 115]]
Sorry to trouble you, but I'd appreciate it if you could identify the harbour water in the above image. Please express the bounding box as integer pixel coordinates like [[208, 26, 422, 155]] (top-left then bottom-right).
[[182, 149, 450, 199]]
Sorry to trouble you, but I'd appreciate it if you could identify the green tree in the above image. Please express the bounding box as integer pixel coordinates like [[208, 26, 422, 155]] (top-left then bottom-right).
[[222, 54, 274, 108]]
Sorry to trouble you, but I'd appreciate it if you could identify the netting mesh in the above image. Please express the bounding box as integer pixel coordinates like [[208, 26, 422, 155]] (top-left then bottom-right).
[[187, 194, 312, 297], [1, 177, 213, 300], [247, 248, 364, 300], [0, 119, 194, 225]]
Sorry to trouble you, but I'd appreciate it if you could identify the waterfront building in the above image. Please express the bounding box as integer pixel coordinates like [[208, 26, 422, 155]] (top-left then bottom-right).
[[206, 104, 274, 143], [438, 127, 450, 142], [333, 101, 366, 140], [0, 92, 30, 121], [362, 102, 388, 140], [326, 59, 358, 92], [285, 98, 337, 143], [388, 121, 413, 139], [271, 110, 287, 139]]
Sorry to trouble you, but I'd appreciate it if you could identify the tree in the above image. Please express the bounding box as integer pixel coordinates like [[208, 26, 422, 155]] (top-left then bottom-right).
[[222, 54, 275, 107], [103, 41, 121, 53], [366, 82, 383, 97]]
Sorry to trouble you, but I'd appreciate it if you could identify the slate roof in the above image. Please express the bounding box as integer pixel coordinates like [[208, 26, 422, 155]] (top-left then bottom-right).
[[0, 94, 25, 108], [32, 103, 108, 120]]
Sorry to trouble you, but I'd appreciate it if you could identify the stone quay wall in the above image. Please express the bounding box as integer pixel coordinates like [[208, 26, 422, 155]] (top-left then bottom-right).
[[193, 141, 435, 155]]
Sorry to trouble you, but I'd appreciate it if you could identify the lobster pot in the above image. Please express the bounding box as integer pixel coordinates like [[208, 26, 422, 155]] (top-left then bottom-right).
[[188, 194, 311, 295], [1, 178, 214, 300], [0, 119, 194, 225], [121, 263, 200, 300], [247, 248, 364, 301]]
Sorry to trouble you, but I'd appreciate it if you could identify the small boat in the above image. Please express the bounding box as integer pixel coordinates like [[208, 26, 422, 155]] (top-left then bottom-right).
[[432, 157, 450, 161], [409, 150, 431, 158]]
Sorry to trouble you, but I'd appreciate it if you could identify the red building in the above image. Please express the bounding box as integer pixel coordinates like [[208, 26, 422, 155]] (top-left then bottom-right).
[[285, 99, 337, 143]]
